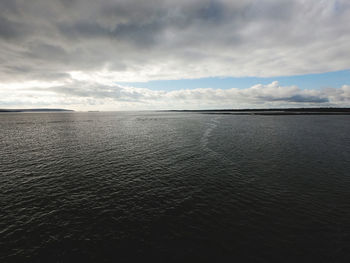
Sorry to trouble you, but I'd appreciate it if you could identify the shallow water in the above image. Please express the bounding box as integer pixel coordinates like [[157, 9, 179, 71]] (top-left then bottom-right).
[[1, 112, 350, 262]]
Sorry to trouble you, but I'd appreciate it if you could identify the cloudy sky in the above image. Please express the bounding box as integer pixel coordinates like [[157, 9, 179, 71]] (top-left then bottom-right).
[[0, 0, 349, 110]]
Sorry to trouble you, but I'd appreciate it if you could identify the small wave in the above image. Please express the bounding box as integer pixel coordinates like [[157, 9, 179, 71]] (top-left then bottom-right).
[[200, 116, 221, 157], [200, 116, 238, 167], [47, 120, 93, 123]]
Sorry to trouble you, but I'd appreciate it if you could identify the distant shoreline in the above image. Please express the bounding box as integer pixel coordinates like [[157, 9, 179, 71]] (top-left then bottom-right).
[[1, 108, 350, 115], [167, 108, 350, 115], [0, 108, 74, 113]]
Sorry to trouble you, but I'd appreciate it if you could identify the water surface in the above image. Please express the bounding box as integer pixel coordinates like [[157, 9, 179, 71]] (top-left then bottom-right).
[[1, 112, 350, 262]]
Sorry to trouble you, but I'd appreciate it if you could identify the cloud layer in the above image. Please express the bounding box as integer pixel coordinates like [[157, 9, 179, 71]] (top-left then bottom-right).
[[1, 0, 350, 82], [0, 0, 349, 109], [1, 80, 349, 110]]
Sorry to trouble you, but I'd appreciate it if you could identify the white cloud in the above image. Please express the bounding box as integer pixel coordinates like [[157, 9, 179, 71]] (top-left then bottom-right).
[[1, 79, 349, 110]]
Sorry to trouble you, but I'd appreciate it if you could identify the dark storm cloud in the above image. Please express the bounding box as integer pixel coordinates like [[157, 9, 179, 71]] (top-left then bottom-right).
[[283, 95, 329, 103], [258, 95, 329, 103]]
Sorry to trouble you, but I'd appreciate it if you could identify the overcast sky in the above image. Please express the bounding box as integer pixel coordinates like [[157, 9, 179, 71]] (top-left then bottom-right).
[[0, 0, 349, 110]]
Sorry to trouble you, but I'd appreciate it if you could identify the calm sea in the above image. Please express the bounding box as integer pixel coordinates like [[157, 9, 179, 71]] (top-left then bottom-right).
[[1, 112, 350, 262]]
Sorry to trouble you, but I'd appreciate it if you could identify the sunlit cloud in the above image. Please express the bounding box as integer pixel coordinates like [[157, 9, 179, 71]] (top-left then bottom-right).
[[1, 79, 349, 110]]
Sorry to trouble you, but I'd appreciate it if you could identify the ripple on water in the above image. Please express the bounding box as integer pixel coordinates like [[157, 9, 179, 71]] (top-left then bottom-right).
[[1, 112, 350, 262]]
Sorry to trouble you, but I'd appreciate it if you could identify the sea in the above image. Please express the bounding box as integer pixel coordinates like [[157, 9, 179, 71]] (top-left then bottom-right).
[[1, 111, 350, 262]]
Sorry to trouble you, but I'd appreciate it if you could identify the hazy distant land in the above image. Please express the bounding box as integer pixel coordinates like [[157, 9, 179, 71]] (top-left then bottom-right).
[[0, 108, 74, 113], [169, 108, 350, 115], [1, 108, 350, 115]]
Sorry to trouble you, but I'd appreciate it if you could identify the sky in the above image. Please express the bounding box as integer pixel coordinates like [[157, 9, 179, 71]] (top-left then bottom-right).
[[0, 0, 349, 110]]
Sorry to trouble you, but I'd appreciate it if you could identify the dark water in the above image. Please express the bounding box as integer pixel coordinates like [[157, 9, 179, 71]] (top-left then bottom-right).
[[1, 112, 350, 262]]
